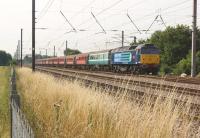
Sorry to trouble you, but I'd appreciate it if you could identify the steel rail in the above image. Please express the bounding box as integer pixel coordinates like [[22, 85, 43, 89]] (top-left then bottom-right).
[[34, 66, 200, 120], [36, 66, 200, 98]]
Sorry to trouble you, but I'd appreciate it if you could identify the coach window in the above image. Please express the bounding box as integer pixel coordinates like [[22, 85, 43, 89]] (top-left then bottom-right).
[[90, 56, 93, 60], [136, 49, 141, 54]]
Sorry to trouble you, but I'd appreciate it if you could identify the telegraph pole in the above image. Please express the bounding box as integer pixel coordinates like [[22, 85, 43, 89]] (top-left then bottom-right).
[[18, 40, 20, 65], [122, 30, 124, 47], [32, 0, 35, 71], [20, 29, 23, 67], [46, 49, 47, 58], [16, 43, 18, 63], [54, 46, 56, 57], [65, 41, 67, 56], [134, 36, 137, 44], [64, 40, 67, 67], [16, 45, 18, 62], [16, 42, 19, 64], [191, 0, 197, 77]]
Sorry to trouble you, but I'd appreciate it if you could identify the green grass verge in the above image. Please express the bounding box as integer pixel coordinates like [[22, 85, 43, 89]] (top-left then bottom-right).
[[0, 66, 10, 138]]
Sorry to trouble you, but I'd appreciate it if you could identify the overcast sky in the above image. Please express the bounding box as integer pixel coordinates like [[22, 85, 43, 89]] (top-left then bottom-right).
[[0, 0, 199, 57]]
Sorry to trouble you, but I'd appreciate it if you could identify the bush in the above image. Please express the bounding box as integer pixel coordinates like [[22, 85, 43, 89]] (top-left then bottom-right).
[[173, 51, 200, 75], [159, 64, 173, 75], [197, 51, 200, 72], [10, 60, 17, 65], [173, 58, 190, 75], [0, 51, 12, 66]]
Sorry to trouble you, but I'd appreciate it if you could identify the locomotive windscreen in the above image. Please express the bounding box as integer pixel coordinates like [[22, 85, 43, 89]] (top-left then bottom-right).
[[141, 46, 160, 54]]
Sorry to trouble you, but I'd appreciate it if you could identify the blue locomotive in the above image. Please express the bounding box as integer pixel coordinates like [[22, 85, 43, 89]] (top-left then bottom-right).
[[110, 44, 160, 74]]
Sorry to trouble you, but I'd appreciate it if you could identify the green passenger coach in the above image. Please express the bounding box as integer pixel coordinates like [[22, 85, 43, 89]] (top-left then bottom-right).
[[88, 50, 110, 65]]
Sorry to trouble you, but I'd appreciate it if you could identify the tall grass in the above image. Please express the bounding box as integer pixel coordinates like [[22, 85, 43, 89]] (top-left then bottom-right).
[[17, 68, 199, 138], [0, 67, 10, 138]]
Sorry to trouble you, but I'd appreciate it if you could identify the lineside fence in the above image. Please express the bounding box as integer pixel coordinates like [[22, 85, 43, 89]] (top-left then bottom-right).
[[10, 68, 34, 138]]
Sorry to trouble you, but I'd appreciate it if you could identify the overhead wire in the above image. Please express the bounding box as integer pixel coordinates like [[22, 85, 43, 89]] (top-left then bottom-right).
[[60, 11, 77, 32], [37, 0, 55, 23], [161, 0, 190, 11], [37, 0, 96, 48], [82, 0, 145, 30], [36, 0, 147, 48], [162, 5, 192, 15], [127, 13, 141, 34], [112, 0, 191, 30], [37, 0, 52, 16], [34, 0, 197, 54], [96, 0, 124, 16], [49, 0, 97, 36], [110, 0, 193, 34], [71, 0, 97, 19], [82, 0, 145, 31], [82, 0, 149, 37], [77, 0, 125, 27], [91, 12, 107, 33]]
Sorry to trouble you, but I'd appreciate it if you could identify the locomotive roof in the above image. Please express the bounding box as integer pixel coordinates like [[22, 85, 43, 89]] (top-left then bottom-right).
[[136, 44, 156, 49], [89, 49, 112, 54], [111, 46, 137, 53]]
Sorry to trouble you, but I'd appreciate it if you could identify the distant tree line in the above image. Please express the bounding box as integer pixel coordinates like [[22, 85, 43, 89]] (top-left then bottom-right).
[[23, 54, 52, 64], [131, 25, 200, 75], [64, 48, 81, 56], [0, 50, 12, 66]]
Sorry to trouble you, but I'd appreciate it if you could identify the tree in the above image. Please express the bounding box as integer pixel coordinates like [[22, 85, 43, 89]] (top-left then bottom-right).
[[130, 39, 147, 46], [23, 54, 50, 64], [23, 55, 32, 64], [149, 25, 196, 66], [64, 48, 81, 56], [148, 25, 200, 74], [129, 25, 200, 74], [0, 50, 12, 66], [174, 51, 200, 75]]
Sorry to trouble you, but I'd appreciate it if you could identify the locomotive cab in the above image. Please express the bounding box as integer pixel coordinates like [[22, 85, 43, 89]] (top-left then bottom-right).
[[136, 44, 160, 64], [136, 44, 160, 74]]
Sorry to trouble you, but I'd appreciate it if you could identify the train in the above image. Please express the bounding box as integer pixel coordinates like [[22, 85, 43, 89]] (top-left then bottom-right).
[[36, 44, 160, 74]]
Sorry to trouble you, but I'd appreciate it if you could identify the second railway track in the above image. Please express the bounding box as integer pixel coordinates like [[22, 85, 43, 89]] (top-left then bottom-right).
[[34, 66, 200, 119], [35, 66, 200, 99]]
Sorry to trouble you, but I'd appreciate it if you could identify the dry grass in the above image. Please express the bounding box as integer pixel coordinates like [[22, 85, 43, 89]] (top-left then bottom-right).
[[0, 67, 10, 138], [17, 68, 199, 138]]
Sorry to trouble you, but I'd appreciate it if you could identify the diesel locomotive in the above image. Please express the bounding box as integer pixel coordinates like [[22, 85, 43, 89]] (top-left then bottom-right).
[[36, 44, 160, 74]]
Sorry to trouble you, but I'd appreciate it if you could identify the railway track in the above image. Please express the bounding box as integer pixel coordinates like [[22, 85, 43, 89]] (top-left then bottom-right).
[[34, 66, 200, 119], [93, 71, 200, 85], [39, 66, 200, 85], [35, 66, 200, 98], [141, 75, 200, 85]]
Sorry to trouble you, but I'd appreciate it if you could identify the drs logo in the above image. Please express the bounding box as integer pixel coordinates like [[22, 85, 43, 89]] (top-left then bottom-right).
[[114, 52, 132, 63]]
